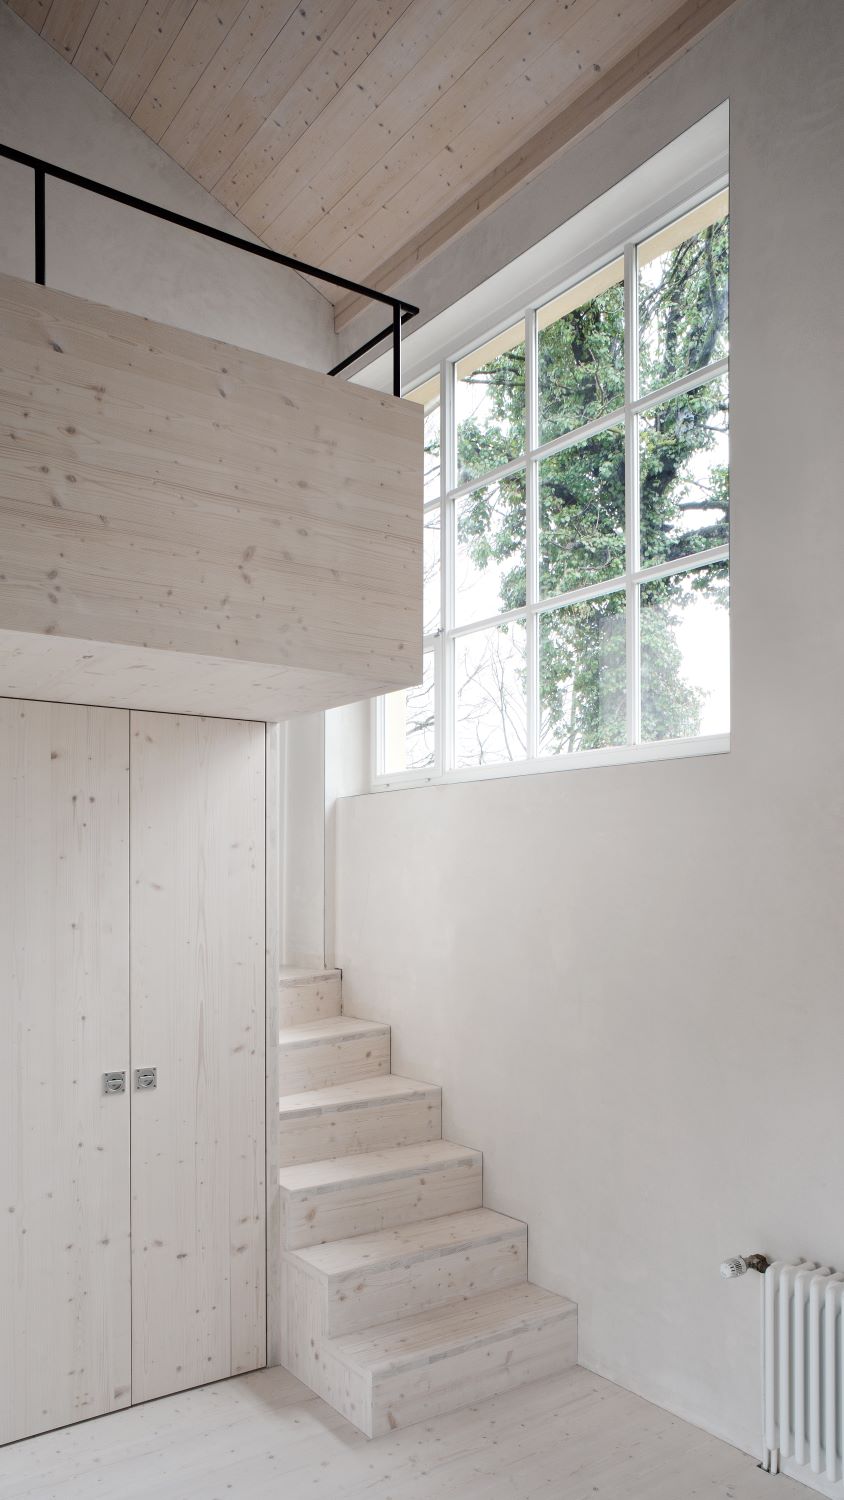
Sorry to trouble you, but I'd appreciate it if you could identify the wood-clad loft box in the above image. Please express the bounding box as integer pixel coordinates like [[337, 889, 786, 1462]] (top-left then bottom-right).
[[0, 273, 422, 720]]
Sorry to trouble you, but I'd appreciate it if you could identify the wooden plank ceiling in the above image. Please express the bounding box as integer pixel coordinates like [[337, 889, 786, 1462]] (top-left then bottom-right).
[[6, 0, 735, 322]]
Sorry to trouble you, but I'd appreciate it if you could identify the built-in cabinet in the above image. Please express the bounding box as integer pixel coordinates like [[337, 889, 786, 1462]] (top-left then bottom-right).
[[0, 699, 266, 1446], [0, 699, 131, 1443]]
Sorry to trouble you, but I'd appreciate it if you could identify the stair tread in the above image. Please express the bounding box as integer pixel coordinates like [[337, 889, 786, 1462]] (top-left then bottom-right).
[[279, 1074, 439, 1119], [292, 1208, 525, 1281], [328, 1283, 576, 1377], [278, 1015, 389, 1049], [278, 1139, 479, 1196]]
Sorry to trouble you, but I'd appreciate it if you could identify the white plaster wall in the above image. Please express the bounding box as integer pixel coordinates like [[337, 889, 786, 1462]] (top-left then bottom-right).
[[0, 4, 335, 369], [325, 699, 371, 967], [334, 0, 844, 1458], [279, 714, 326, 969], [279, 700, 369, 971]]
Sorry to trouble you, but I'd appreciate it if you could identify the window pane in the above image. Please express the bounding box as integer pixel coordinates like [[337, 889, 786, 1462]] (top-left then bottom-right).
[[639, 376, 729, 568], [407, 375, 441, 502], [455, 323, 526, 485], [638, 192, 729, 394], [424, 506, 440, 634], [381, 653, 435, 773], [539, 425, 625, 598], [454, 619, 527, 768], [539, 593, 626, 756], [640, 563, 729, 742], [538, 259, 624, 444], [455, 470, 526, 626]]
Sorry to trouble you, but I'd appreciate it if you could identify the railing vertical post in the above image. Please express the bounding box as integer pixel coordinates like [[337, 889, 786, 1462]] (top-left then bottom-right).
[[34, 167, 45, 285], [392, 303, 402, 397], [1, 140, 419, 368]]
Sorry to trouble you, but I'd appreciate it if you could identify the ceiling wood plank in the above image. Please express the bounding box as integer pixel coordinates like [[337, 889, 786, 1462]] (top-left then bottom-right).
[[130, 0, 250, 143], [40, 0, 99, 58], [272, 0, 611, 264], [315, 0, 679, 279], [73, 0, 149, 89], [259, 0, 538, 258], [213, 0, 421, 218], [158, 0, 301, 167], [102, 0, 198, 117], [234, 0, 478, 237], [5, 0, 51, 29], [184, 0, 357, 189], [334, 0, 740, 327]]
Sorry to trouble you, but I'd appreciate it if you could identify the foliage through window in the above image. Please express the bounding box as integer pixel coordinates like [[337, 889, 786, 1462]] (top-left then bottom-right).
[[377, 189, 729, 780]]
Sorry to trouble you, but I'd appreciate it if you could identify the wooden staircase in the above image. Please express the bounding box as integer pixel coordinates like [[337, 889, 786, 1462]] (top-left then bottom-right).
[[277, 967, 577, 1438]]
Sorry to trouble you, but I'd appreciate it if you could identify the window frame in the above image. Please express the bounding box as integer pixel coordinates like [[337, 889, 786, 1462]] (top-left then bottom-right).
[[373, 177, 730, 790]]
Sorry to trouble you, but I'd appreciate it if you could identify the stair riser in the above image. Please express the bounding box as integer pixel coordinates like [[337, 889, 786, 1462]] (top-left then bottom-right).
[[281, 1155, 483, 1249], [279, 1093, 441, 1168], [323, 1232, 528, 1335], [279, 1030, 390, 1095], [279, 976, 342, 1027], [281, 1259, 370, 1433], [370, 1305, 578, 1437]]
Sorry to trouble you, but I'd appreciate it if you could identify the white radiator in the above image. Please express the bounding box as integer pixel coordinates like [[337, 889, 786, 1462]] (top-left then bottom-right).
[[763, 1261, 844, 1490]]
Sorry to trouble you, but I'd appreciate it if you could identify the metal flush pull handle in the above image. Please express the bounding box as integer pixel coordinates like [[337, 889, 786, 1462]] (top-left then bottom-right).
[[135, 1067, 157, 1091], [103, 1071, 126, 1094]]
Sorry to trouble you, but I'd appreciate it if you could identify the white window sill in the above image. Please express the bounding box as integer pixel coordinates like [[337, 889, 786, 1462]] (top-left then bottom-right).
[[372, 733, 730, 792]]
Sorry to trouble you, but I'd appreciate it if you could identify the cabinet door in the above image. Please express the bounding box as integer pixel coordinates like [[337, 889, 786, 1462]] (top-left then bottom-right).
[[130, 713, 266, 1404], [0, 700, 130, 1445]]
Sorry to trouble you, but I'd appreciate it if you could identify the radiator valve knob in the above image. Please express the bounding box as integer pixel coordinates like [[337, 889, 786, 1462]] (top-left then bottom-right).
[[720, 1253, 770, 1278], [721, 1256, 749, 1279]]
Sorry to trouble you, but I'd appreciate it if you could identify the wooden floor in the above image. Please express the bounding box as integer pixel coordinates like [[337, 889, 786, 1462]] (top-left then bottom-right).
[[0, 1364, 808, 1500]]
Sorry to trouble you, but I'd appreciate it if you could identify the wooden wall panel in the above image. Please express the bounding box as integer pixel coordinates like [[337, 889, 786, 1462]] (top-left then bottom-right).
[[129, 710, 266, 1403], [0, 629, 390, 720], [0, 698, 131, 1445], [0, 273, 422, 720]]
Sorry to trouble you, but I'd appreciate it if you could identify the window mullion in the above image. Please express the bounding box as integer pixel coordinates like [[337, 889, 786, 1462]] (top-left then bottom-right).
[[525, 306, 539, 761], [633, 543, 729, 587], [624, 240, 641, 747], [441, 356, 455, 773], [372, 692, 383, 783], [631, 355, 729, 415]]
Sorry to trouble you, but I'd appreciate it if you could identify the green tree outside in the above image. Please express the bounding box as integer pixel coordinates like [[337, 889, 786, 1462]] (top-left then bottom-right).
[[454, 212, 729, 756]]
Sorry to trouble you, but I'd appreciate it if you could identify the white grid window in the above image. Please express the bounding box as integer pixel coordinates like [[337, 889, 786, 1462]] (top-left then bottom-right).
[[376, 188, 729, 786]]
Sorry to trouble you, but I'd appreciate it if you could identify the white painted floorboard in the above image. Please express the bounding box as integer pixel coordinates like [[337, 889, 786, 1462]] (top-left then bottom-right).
[[0, 1364, 807, 1500]]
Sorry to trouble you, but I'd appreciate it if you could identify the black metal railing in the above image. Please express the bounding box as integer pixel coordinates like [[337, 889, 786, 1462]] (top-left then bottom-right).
[[0, 142, 418, 396]]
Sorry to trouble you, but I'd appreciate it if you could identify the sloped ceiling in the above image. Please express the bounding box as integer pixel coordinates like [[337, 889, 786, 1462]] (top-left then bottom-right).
[[5, 0, 736, 321]]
